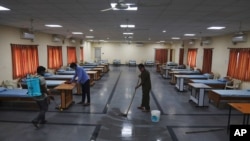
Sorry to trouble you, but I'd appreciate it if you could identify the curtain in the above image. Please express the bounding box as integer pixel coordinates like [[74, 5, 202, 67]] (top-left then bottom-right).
[[169, 49, 173, 62], [179, 48, 184, 65], [227, 49, 238, 78], [227, 48, 250, 81], [202, 48, 213, 73], [47, 45, 63, 69], [155, 49, 168, 64], [80, 47, 84, 62], [187, 48, 197, 68], [67, 46, 77, 64], [11, 44, 39, 79]]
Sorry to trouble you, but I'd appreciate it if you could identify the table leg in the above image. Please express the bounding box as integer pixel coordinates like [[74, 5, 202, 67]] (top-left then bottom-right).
[[227, 106, 232, 133]]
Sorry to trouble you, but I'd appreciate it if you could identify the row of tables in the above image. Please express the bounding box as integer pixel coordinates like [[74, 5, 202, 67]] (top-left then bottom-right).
[[164, 68, 250, 130], [0, 64, 109, 111]]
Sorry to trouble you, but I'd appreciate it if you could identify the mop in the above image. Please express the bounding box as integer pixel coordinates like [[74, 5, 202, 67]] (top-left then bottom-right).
[[119, 78, 140, 117]]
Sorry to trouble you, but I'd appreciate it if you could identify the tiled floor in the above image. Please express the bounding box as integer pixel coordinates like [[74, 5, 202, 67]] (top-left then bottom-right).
[[0, 66, 244, 141]]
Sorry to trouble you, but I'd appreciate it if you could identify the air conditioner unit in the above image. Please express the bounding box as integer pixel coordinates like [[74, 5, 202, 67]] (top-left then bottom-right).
[[21, 32, 35, 40], [135, 42, 144, 47], [232, 33, 247, 43], [52, 35, 62, 42], [201, 37, 212, 45]]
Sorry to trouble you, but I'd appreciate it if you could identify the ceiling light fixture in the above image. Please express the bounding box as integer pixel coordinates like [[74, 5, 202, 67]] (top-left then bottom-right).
[[123, 32, 133, 35], [162, 30, 166, 33], [89, 29, 93, 32], [45, 24, 62, 27], [172, 37, 180, 40], [0, 5, 10, 11], [207, 26, 225, 30], [184, 34, 195, 36], [111, 3, 137, 11], [72, 32, 83, 34], [85, 36, 94, 38], [120, 24, 135, 28]]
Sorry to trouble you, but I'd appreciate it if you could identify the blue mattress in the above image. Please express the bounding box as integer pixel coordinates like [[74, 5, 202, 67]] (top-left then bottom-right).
[[56, 69, 91, 75], [190, 79, 226, 84], [175, 75, 207, 79], [21, 80, 65, 87], [212, 90, 250, 97], [0, 88, 30, 98], [173, 70, 200, 74], [45, 75, 73, 80]]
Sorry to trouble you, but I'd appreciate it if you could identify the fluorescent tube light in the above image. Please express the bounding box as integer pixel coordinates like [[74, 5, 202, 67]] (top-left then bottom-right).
[[120, 24, 135, 28], [172, 37, 180, 40], [72, 32, 83, 34], [85, 36, 94, 38], [207, 26, 225, 30], [184, 34, 195, 36], [45, 24, 62, 27], [123, 32, 134, 35], [0, 6, 10, 11], [111, 3, 137, 11]]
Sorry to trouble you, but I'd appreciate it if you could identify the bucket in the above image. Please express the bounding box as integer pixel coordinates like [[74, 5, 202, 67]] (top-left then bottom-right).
[[151, 110, 161, 122]]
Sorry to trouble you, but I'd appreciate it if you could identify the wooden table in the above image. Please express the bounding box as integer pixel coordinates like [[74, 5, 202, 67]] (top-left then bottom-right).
[[227, 103, 250, 132], [54, 83, 76, 110], [92, 68, 103, 79], [86, 70, 98, 81], [188, 83, 211, 107]]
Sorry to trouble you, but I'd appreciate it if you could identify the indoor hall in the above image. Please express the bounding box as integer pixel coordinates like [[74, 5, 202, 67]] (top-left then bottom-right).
[[0, 65, 242, 141]]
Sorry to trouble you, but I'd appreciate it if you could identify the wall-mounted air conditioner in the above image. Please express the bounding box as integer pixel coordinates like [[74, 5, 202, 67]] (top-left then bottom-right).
[[232, 33, 247, 43], [201, 37, 212, 45], [52, 35, 62, 42], [21, 32, 35, 40]]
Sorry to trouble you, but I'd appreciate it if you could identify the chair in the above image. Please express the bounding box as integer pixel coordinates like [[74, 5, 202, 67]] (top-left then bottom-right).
[[225, 79, 242, 89], [1, 79, 22, 89]]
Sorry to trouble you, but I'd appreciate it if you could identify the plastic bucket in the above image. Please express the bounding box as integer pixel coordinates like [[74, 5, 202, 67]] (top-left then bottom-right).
[[151, 110, 161, 122]]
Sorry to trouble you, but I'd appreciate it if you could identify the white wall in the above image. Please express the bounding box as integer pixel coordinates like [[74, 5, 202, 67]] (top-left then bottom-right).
[[0, 25, 82, 82], [91, 42, 171, 64]]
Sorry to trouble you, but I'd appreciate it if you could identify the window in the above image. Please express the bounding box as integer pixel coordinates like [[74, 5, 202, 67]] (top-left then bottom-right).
[[11, 44, 39, 79], [47, 45, 62, 69]]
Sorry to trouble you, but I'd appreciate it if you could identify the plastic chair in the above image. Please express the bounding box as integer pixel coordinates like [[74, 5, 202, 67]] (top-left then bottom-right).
[[225, 79, 242, 89]]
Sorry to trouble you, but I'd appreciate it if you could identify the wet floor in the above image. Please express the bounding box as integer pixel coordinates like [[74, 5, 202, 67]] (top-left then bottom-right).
[[0, 65, 243, 141]]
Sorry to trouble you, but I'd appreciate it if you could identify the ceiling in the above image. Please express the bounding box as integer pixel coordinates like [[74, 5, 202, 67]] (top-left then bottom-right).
[[1, 0, 250, 43]]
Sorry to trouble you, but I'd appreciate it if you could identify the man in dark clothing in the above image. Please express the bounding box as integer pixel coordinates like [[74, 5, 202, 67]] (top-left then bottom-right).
[[69, 62, 91, 106], [135, 64, 151, 112]]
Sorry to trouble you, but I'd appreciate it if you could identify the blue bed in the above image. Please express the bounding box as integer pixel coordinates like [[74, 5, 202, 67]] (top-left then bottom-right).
[[0, 87, 29, 98], [189, 79, 226, 89], [56, 68, 93, 75], [113, 59, 121, 66], [128, 60, 136, 66], [21, 80, 65, 89], [208, 89, 250, 107], [144, 60, 154, 66], [175, 75, 208, 91], [45, 75, 73, 80]]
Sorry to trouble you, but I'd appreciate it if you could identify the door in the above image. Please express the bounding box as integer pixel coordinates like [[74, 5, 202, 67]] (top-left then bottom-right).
[[95, 47, 101, 62]]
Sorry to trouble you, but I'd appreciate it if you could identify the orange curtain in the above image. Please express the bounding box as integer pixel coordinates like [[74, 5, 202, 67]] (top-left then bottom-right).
[[227, 48, 250, 81], [80, 47, 84, 62], [155, 49, 168, 64], [227, 49, 238, 78], [11, 44, 39, 79], [67, 46, 77, 64], [202, 48, 213, 73], [47, 45, 63, 69], [187, 48, 197, 68], [179, 48, 184, 65]]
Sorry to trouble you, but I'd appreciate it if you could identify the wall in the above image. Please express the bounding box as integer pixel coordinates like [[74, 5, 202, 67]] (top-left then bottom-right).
[[0, 25, 82, 82], [91, 42, 171, 64]]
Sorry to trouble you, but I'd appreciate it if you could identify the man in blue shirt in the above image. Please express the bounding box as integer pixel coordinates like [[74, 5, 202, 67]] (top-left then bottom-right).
[[70, 62, 90, 106]]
